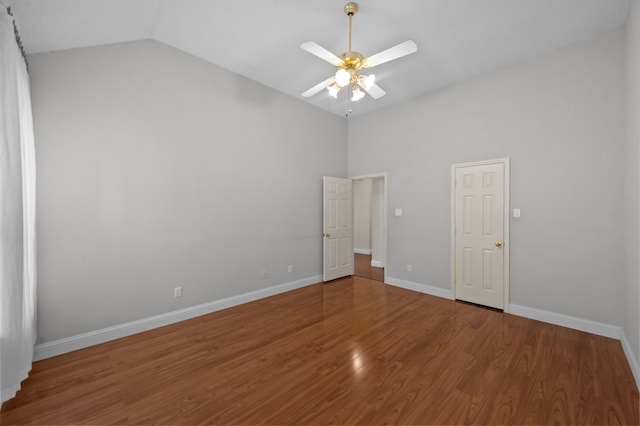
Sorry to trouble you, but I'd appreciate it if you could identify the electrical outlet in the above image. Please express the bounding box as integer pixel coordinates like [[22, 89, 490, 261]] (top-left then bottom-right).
[[407, 264, 412, 272], [174, 287, 182, 298], [262, 268, 268, 279], [288, 265, 293, 273]]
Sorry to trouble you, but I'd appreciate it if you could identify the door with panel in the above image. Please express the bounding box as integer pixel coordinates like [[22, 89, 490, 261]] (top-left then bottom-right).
[[453, 161, 507, 309], [323, 176, 354, 281]]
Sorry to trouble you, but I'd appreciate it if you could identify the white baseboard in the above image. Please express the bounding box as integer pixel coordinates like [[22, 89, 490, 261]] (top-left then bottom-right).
[[385, 280, 623, 340], [33, 275, 322, 361], [354, 248, 371, 255], [386, 276, 453, 300], [370, 260, 384, 268], [508, 304, 621, 339], [620, 329, 640, 389]]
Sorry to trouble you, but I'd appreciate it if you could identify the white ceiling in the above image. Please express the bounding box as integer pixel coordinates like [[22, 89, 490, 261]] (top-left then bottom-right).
[[8, 0, 630, 118]]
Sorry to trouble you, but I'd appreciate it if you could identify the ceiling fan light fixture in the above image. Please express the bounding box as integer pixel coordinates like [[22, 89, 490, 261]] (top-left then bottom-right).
[[361, 74, 375, 90], [351, 86, 365, 102], [327, 83, 340, 98], [335, 68, 351, 87]]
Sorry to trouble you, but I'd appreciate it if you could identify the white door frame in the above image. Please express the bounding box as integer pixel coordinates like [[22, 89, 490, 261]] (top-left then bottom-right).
[[450, 158, 510, 312], [350, 172, 388, 284]]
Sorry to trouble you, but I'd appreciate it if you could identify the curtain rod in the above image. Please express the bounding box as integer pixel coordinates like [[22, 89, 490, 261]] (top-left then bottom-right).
[[4, 5, 28, 70]]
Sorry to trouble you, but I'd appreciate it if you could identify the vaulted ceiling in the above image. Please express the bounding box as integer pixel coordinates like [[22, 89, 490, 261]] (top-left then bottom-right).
[[9, 0, 630, 118]]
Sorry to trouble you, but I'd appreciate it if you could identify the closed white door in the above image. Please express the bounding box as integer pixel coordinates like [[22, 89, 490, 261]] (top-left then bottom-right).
[[453, 161, 507, 309], [323, 176, 354, 281]]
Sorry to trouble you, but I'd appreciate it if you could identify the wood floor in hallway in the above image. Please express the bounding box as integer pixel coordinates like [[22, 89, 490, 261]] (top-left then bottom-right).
[[1, 276, 638, 425], [354, 253, 384, 282]]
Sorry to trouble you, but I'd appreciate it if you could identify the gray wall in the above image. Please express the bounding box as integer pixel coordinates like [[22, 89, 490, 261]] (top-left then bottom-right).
[[348, 30, 625, 326], [624, 1, 640, 371], [29, 40, 347, 343], [353, 179, 372, 252], [29, 26, 635, 358], [371, 177, 384, 267]]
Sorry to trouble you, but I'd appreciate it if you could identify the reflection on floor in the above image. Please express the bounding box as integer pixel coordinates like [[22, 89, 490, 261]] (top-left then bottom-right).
[[354, 253, 384, 282]]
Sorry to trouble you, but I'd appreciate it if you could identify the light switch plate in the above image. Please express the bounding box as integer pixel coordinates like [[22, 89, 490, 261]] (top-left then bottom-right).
[[395, 208, 403, 217], [513, 208, 521, 218]]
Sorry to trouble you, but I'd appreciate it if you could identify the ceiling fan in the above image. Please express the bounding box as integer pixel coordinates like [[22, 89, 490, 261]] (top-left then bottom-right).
[[300, 2, 417, 103]]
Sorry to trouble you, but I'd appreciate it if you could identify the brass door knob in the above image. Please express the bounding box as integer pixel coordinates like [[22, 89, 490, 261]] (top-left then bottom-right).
[[323, 233, 331, 238], [495, 241, 502, 247]]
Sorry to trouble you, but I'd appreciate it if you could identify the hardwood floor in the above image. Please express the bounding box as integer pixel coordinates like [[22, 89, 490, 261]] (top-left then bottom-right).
[[1, 276, 638, 425], [354, 253, 384, 282]]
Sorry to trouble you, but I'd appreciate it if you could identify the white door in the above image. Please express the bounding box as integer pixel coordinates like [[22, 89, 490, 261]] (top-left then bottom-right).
[[453, 161, 508, 309], [323, 176, 354, 281]]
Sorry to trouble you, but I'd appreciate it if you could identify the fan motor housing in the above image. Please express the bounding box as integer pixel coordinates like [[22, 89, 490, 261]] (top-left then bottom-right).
[[340, 51, 365, 71]]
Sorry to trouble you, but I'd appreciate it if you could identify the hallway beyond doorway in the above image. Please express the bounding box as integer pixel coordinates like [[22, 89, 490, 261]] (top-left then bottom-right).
[[354, 253, 384, 282]]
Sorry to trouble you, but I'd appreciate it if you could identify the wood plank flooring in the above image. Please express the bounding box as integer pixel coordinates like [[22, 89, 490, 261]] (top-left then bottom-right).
[[1, 276, 638, 425], [354, 253, 384, 282]]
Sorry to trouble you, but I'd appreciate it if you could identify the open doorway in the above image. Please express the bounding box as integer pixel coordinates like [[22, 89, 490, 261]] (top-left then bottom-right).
[[352, 174, 387, 282]]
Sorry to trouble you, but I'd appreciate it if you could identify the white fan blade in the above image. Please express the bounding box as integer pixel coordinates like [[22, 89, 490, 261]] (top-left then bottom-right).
[[301, 76, 335, 98], [363, 40, 417, 68], [300, 42, 343, 67], [358, 81, 386, 99]]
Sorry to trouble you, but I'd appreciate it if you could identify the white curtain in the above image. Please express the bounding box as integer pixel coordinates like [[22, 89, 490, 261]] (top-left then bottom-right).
[[0, 9, 37, 404]]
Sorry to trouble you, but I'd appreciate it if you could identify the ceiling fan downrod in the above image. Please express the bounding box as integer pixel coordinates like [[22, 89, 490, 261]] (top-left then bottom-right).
[[344, 2, 358, 53], [338, 2, 365, 80]]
